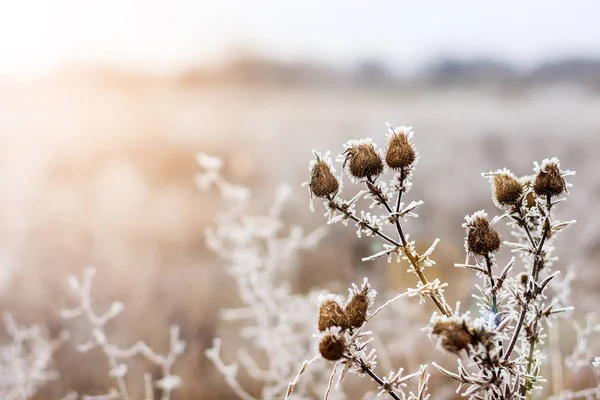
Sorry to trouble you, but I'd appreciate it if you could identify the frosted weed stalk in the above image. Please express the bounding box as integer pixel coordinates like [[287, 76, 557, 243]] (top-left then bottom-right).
[[198, 155, 341, 400], [290, 123, 592, 399]]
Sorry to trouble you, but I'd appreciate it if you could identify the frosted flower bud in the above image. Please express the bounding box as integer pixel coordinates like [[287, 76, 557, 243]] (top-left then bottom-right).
[[533, 160, 566, 197], [431, 316, 474, 355], [317, 296, 348, 331], [318, 330, 347, 361], [310, 159, 339, 198], [465, 212, 500, 256], [343, 141, 384, 180], [345, 290, 369, 329], [493, 172, 523, 207], [385, 130, 416, 170]]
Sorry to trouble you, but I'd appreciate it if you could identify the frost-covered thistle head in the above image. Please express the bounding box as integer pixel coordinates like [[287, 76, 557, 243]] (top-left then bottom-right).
[[533, 158, 568, 198], [308, 151, 339, 199], [487, 169, 523, 208], [318, 328, 347, 361], [385, 125, 417, 170], [317, 295, 348, 332], [429, 315, 491, 355], [345, 280, 375, 329], [464, 211, 501, 256], [341, 139, 384, 180]]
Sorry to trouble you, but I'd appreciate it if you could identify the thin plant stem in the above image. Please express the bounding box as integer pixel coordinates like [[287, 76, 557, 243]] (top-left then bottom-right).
[[484, 254, 498, 317], [356, 358, 402, 400], [366, 176, 451, 316]]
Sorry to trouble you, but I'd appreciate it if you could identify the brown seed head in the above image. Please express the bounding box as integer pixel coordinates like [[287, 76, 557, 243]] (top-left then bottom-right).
[[344, 142, 384, 180], [318, 298, 348, 332], [310, 159, 339, 198], [431, 318, 474, 355], [319, 332, 347, 361], [345, 292, 369, 328], [385, 133, 416, 170], [493, 173, 523, 207], [533, 162, 566, 198], [466, 215, 501, 256]]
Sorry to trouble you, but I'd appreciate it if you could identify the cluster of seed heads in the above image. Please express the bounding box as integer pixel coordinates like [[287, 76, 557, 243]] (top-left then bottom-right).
[[308, 127, 417, 200], [301, 122, 576, 399], [317, 287, 371, 361]]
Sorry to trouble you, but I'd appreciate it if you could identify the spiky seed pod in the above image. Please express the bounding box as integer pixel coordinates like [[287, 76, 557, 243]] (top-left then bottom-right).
[[467, 215, 501, 256], [318, 298, 348, 331], [385, 132, 416, 170], [310, 159, 339, 198], [344, 143, 384, 180], [318, 332, 347, 361], [345, 292, 369, 328], [493, 173, 523, 207], [533, 162, 566, 198]]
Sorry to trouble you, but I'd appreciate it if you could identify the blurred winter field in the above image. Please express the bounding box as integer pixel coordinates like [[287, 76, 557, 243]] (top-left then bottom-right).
[[0, 75, 599, 398]]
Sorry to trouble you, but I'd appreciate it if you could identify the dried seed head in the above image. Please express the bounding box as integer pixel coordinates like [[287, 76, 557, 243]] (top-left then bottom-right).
[[430, 315, 491, 355], [318, 330, 347, 361], [385, 131, 416, 170], [465, 212, 501, 256], [492, 172, 523, 207], [309, 158, 339, 199], [317, 297, 348, 331], [343, 141, 384, 180], [431, 316, 474, 355], [345, 292, 369, 329], [533, 160, 566, 198]]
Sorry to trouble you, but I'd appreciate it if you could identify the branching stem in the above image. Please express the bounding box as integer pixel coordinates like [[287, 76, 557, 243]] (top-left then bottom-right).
[[367, 174, 451, 316], [357, 358, 402, 400]]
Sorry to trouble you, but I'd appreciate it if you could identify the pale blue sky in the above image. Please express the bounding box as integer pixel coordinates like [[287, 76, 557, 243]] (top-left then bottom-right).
[[1, 0, 599, 77]]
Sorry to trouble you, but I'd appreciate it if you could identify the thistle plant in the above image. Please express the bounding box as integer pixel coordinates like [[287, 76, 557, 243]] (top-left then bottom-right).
[[290, 123, 588, 399]]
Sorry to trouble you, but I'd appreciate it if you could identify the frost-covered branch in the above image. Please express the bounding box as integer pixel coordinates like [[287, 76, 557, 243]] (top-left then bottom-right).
[[0, 313, 66, 400], [63, 268, 185, 400]]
